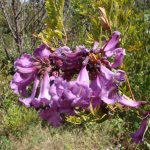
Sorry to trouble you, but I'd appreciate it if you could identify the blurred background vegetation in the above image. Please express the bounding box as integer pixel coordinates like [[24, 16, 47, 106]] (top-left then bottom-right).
[[0, 0, 150, 149]]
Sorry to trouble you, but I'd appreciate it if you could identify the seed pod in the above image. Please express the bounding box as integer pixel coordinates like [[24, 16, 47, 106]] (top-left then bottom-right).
[[98, 7, 111, 31]]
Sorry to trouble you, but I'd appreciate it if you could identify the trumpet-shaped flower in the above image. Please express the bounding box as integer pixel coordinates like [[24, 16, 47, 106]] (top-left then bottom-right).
[[131, 112, 150, 144], [11, 44, 52, 107]]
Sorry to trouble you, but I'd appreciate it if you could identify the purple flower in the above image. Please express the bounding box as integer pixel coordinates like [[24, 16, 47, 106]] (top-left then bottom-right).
[[70, 66, 92, 108], [40, 108, 62, 127], [51, 45, 89, 71], [33, 44, 51, 58], [31, 72, 52, 108], [104, 31, 121, 57], [98, 31, 125, 68], [90, 76, 103, 108], [50, 66, 92, 110], [10, 72, 34, 97], [95, 65, 146, 107], [14, 54, 37, 74], [40, 66, 92, 127], [39, 78, 74, 126], [97, 65, 123, 104], [111, 48, 126, 68], [11, 44, 52, 107], [119, 95, 147, 108], [10, 31, 148, 131], [92, 41, 99, 52], [50, 79, 76, 115], [11, 54, 36, 97], [131, 112, 150, 144], [19, 77, 39, 107]]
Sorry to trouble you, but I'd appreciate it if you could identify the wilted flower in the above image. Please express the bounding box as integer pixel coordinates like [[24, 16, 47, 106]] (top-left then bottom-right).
[[98, 7, 111, 31]]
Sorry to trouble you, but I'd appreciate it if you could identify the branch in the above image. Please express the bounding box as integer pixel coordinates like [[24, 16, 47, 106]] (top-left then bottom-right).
[[0, 0, 17, 40], [0, 36, 11, 60], [20, 2, 45, 33]]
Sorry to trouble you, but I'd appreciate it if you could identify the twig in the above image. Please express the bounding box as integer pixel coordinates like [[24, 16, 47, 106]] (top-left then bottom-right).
[[0, 37, 11, 60], [0, 0, 17, 40], [125, 73, 135, 101]]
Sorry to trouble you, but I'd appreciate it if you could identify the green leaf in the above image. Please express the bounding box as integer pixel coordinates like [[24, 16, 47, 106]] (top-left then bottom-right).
[[39, 0, 65, 46]]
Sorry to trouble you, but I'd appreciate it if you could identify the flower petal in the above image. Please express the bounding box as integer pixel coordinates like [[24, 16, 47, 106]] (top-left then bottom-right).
[[100, 65, 114, 80], [38, 72, 51, 100], [104, 31, 121, 57], [100, 86, 118, 104], [14, 54, 33, 68], [39, 108, 62, 127], [16, 66, 36, 74], [19, 77, 39, 107], [76, 66, 90, 86], [33, 44, 51, 59], [10, 72, 34, 96], [32, 72, 51, 108], [131, 117, 149, 144], [111, 48, 125, 68], [114, 70, 125, 82], [90, 76, 101, 97], [92, 41, 99, 52], [119, 95, 147, 107]]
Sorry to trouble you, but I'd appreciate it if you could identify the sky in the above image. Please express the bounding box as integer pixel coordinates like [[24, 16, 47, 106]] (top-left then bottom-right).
[[20, 0, 29, 2]]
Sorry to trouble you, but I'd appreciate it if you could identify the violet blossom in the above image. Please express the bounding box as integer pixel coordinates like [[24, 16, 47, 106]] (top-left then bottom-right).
[[10, 31, 149, 141], [11, 44, 53, 107], [131, 112, 150, 144], [40, 66, 91, 126]]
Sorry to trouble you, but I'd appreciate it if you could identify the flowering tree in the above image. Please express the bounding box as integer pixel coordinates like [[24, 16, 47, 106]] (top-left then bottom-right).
[[10, 0, 150, 144]]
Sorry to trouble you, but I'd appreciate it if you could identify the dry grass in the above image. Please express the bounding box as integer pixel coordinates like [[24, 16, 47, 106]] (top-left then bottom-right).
[[6, 121, 118, 150]]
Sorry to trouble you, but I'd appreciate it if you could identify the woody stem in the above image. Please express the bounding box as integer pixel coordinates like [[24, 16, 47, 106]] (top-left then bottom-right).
[[125, 73, 135, 101]]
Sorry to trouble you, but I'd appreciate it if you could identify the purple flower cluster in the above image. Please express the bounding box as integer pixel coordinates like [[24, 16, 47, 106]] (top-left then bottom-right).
[[10, 31, 149, 143]]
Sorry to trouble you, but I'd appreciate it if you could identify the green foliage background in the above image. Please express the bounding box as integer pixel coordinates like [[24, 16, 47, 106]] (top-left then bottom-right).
[[0, 0, 150, 149]]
